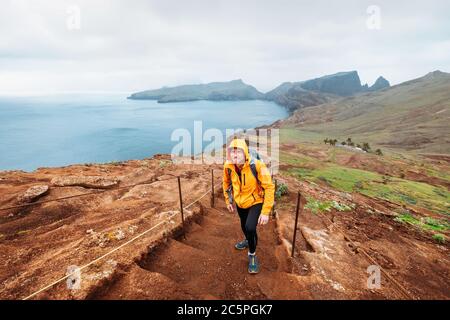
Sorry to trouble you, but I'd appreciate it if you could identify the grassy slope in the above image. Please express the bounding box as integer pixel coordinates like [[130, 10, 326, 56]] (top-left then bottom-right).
[[279, 124, 450, 220], [280, 149, 450, 216], [279, 71, 450, 154]]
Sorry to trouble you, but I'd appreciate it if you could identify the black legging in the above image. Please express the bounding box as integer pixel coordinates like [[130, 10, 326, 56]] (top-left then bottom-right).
[[236, 203, 263, 254]]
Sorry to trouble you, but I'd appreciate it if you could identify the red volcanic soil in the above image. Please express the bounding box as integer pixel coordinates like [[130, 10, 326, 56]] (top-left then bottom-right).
[[0, 154, 448, 300]]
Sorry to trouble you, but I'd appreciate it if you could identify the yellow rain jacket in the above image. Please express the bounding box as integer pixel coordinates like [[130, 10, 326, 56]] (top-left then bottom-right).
[[223, 139, 275, 216]]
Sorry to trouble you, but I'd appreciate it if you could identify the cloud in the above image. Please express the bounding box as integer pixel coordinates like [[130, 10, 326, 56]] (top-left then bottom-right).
[[0, 0, 449, 94]]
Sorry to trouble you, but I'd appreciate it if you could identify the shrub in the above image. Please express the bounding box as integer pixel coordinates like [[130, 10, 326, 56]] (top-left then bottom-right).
[[362, 142, 371, 152], [275, 183, 288, 200], [382, 176, 391, 184], [432, 234, 446, 244], [304, 197, 353, 214]]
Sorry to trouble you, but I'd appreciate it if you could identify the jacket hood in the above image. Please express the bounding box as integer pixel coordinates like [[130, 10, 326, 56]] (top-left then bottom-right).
[[226, 138, 250, 164]]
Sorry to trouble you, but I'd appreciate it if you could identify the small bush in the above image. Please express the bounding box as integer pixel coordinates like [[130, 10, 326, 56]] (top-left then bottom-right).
[[382, 176, 392, 184], [395, 213, 449, 232], [107, 160, 123, 166], [432, 234, 446, 244], [354, 180, 364, 190], [305, 198, 332, 214], [159, 160, 171, 168], [275, 183, 288, 200], [304, 197, 353, 214], [331, 200, 353, 212]]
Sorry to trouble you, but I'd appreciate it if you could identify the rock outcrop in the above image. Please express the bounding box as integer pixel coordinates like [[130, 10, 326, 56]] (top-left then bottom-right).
[[17, 185, 49, 203], [268, 84, 338, 112], [51, 176, 120, 189], [369, 76, 390, 91], [300, 71, 365, 96]]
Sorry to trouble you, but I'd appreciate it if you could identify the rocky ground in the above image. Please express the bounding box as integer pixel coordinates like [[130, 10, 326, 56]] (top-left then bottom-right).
[[0, 146, 448, 300]]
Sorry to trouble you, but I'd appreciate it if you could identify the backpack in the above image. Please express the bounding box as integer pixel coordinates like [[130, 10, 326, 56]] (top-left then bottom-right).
[[249, 149, 262, 161]]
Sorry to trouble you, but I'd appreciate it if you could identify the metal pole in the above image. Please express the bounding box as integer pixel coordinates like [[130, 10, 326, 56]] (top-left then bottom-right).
[[177, 176, 186, 239], [211, 169, 215, 208], [271, 178, 277, 218], [291, 191, 301, 257]]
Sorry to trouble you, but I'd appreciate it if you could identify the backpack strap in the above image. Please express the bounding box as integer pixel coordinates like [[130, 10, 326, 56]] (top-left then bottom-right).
[[249, 158, 261, 188], [226, 168, 233, 204]]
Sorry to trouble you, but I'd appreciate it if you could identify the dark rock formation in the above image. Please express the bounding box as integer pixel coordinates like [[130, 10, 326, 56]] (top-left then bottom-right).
[[299, 71, 365, 96], [369, 76, 390, 91], [265, 71, 391, 112]]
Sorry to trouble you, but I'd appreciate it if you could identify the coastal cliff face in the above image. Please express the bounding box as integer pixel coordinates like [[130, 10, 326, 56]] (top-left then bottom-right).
[[267, 84, 337, 112], [299, 71, 366, 96], [265, 71, 390, 111], [128, 79, 264, 102]]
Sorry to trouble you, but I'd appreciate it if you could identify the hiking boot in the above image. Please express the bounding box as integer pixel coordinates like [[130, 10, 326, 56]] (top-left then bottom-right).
[[235, 239, 249, 250], [248, 254, 260, 274]]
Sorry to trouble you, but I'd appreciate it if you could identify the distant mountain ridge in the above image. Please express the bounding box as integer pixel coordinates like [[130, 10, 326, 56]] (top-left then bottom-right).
[[275, 70, 450, 153], [128, 71, 390, 110], [128, 79, 264, 103]]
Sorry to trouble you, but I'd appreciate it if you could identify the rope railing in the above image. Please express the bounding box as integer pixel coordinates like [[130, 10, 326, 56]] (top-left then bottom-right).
[[22, 179, 223, 300], [0, 161, 279, 212], [5, 158, 275, 300], [0, 173, 197, 212]]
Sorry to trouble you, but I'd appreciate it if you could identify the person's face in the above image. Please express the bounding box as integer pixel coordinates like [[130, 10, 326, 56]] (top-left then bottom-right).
[[229, 148, 245, 165]]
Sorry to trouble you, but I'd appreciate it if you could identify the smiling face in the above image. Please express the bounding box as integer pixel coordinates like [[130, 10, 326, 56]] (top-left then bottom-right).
[[228, 147, 246, 166]]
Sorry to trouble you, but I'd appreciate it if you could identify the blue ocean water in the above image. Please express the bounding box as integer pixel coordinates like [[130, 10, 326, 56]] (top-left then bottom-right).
[[0, 94, 288, 171]]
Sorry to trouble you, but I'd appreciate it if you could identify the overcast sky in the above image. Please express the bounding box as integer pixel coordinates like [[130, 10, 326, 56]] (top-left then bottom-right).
[[0, 0, 449, 94]]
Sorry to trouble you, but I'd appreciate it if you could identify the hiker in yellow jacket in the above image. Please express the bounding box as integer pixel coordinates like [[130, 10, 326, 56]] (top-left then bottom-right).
[[223, 138, 275, 274]]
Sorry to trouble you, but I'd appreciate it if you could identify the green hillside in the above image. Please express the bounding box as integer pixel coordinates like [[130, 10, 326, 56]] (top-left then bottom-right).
[[279, 71, 450, 154]]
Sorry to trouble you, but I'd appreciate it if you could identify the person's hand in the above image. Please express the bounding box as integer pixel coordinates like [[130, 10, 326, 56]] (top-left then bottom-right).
[[227, 204, 234, 213], [258, 214, 269, 225]]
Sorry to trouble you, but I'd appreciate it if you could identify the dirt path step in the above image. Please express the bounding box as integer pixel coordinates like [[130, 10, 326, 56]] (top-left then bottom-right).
[[97, 202, 309, 300]]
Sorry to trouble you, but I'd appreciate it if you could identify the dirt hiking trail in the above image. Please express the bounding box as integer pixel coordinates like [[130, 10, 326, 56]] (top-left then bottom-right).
[[96, 199, 311, 300]]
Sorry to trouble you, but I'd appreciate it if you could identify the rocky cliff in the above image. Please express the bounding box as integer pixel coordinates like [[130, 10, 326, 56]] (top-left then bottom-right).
[[265, 71, 391, 112]]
